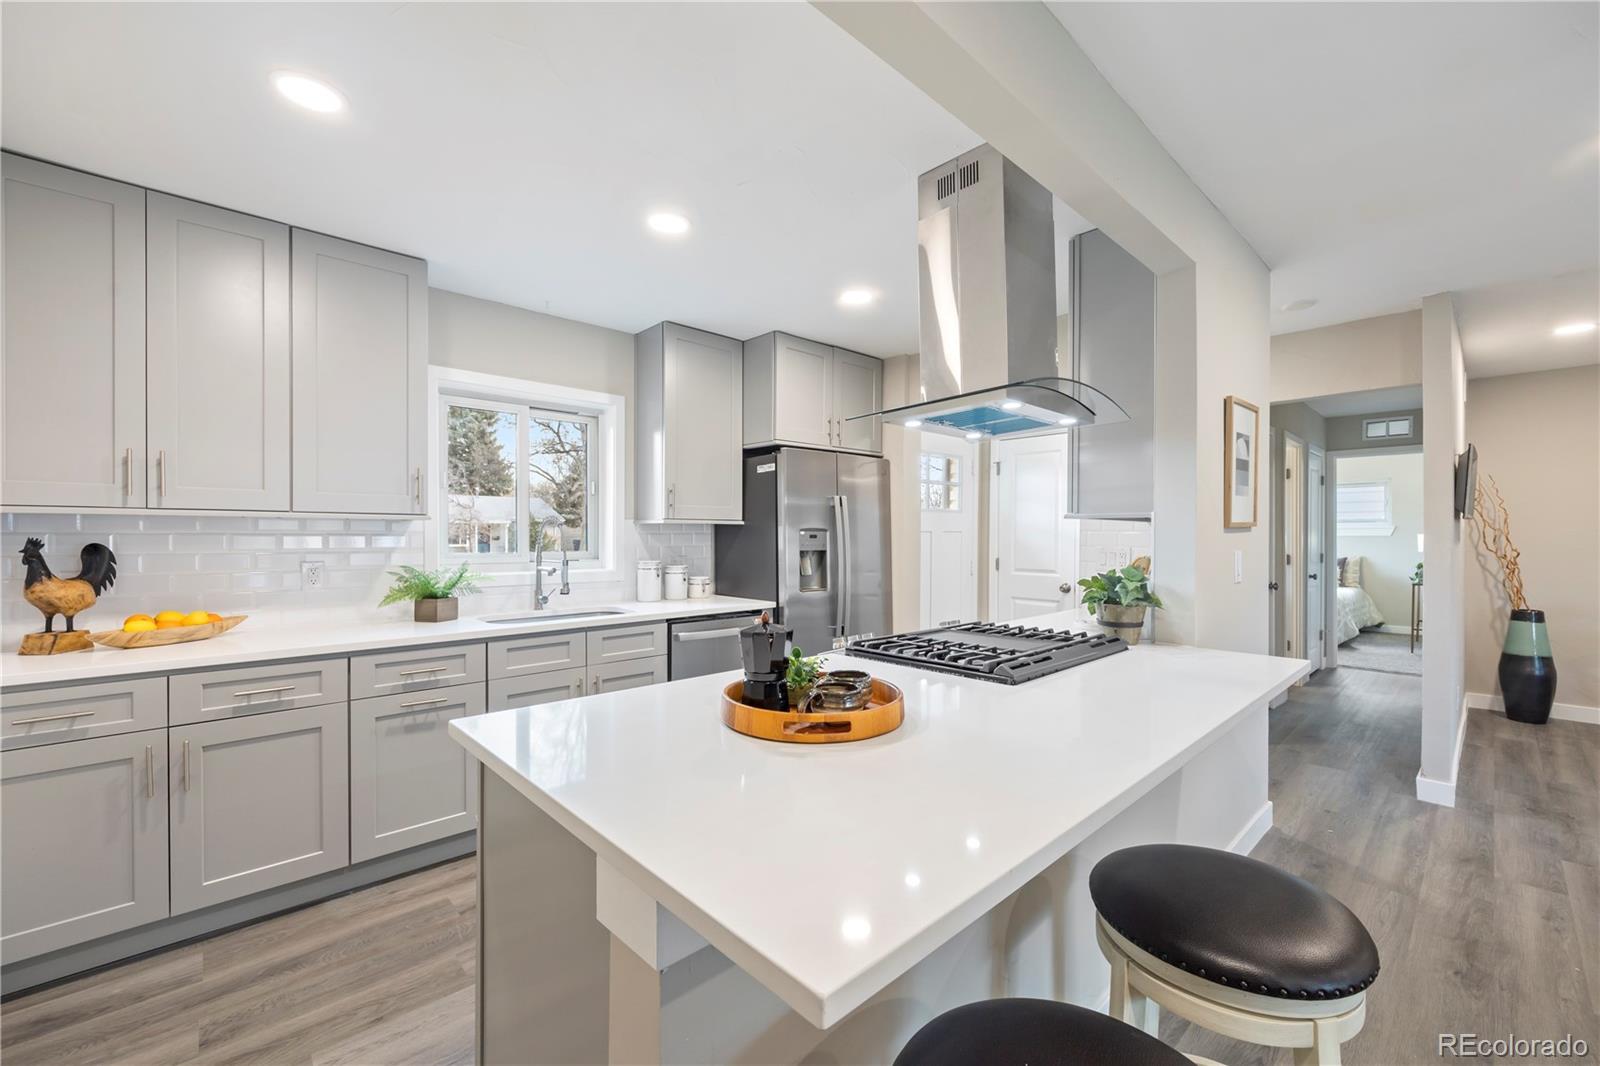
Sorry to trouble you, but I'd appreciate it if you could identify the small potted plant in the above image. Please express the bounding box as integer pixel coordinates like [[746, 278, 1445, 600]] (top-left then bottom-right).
[[380, 563, 483, 622], [1077, 557, 1163, 645]]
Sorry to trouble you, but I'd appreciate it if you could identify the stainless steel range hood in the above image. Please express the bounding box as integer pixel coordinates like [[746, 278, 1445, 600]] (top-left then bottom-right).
[[850, 144, 1127, 438]]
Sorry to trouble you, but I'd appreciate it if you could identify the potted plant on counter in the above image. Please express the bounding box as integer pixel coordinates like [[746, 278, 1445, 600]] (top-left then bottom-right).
[[1077, 556, 1163, 645], [380, 563, 483, 622]]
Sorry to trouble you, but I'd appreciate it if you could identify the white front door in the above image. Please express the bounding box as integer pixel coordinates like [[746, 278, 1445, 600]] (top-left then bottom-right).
[[1306, 447, 1326, 671], [991, 434, 1074, 622], [918, 433, 978, 627]]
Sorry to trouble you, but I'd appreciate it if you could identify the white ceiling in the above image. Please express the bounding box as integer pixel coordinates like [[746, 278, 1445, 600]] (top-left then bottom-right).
[[1454, 269, 1600, 378], [1300, 385, 1423, 419], [1050, 2, 1600, 346], [1, 2, 1095, 357]]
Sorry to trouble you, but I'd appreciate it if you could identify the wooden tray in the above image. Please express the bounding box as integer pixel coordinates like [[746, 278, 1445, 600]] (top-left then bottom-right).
[[88, 615, 247, 649], [721, 677, 903, 744]]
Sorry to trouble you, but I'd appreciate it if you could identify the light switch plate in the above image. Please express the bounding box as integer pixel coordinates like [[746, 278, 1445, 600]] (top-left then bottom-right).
[[1233, 550, 1243, 584]]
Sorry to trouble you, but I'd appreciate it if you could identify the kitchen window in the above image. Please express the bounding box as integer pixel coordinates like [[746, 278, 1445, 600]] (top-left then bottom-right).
[[433, 368, 622, 579], [919, 453, 962, 511], [1336, 480, 1394, 537]]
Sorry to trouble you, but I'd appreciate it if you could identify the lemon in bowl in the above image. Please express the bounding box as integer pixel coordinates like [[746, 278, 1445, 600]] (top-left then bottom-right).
[[181, 610, 212, 627]]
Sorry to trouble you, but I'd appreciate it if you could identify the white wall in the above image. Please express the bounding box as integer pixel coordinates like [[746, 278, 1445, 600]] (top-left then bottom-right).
[[1419, 293, 1467, 801], [1336, 452, 1424, 625], [1272, 310, 1423, 403]]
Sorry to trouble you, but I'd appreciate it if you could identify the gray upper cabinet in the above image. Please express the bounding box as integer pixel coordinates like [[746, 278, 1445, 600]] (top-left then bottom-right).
[[147, 193, 291, 510], [635, 322, 743, 523], [830, 347, 884, 454], [743, 332, 882, 455], [170, 702, 349, 915], [1, 731, 169, 961], [2, 154, 146, 507], [291, 230, 428, 515]]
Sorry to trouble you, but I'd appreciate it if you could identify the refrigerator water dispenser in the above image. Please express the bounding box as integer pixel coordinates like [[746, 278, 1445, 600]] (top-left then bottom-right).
[[797, 529, 829, 592]]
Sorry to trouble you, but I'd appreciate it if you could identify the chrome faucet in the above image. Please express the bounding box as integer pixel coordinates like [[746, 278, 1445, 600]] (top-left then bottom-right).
[[533, 515, 571, 610]]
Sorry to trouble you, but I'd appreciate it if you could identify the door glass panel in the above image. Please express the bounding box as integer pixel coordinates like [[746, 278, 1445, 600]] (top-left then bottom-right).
[[446, 404, 517, 554]]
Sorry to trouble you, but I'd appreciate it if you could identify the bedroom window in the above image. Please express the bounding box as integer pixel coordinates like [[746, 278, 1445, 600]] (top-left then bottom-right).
[[1336, 481, 1395, 537]]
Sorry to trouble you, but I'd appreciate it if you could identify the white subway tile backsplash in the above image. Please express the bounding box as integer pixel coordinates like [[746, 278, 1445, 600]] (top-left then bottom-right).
[[228, 535, 278, 550], [195, 553, 254, 572], [280, 536, 323, 550]]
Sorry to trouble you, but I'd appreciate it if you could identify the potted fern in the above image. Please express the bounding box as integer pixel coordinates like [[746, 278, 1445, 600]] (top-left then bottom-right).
[[1077, 557, 1163, 645], [380, 563, 483, 622]]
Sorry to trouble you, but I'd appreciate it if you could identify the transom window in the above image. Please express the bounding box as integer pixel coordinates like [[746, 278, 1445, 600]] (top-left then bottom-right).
[[919, 453, 962, 511], [443, 398, 600, 561], [1363, 416, 1413, 440]]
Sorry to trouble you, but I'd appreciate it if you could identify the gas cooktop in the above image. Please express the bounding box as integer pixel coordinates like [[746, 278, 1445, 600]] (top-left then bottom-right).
[[846, 622, 1127, 685]]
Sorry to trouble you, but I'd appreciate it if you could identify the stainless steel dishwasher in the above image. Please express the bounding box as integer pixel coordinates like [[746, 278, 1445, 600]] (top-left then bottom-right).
[[668, 612, 767, 680]]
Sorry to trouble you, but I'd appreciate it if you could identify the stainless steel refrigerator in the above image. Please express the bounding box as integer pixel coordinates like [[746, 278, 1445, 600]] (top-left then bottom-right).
[[713, 448, 892, 656]]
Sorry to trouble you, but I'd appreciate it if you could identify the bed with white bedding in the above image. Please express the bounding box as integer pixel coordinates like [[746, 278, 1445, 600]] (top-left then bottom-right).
[[1335, 584, 1386, 644]]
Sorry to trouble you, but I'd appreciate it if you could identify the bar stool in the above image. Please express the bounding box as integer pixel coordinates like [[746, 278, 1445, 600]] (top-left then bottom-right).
[[894, 998, 1196, 1066], [1090, 844, 1379, 1066]]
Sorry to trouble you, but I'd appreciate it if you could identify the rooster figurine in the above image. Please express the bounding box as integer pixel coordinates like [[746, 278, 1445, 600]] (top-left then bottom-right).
[[17, 538, 117, 654]]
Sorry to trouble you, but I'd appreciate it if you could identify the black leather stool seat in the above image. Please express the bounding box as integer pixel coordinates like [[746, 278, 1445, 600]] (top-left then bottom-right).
[[894, 998, 1191, 1066], [1090, 844, 1380, 1001]]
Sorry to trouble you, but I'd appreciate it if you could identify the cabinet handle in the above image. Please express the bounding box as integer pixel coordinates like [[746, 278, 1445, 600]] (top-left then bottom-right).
[[145, 744, 155, 799], [399, 697, 449, 709], [182, 739, 191, 792], [571, 679, 581, 696], [398, 665, 447, 678], [667, 486, 675, 518], [232, 685, 296, 699], [414, 467, 422, 507], [10, 709, 97, 726], [593, 674, 600, 692], [158, 450, 167, 498], [123, 447, 133, 498]]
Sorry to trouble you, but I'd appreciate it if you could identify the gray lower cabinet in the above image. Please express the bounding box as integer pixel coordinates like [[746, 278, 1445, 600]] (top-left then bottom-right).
[[1, 153, 147, 507], [487, 667, 587, 711], [590, 656, 668, 694], [488, 630, 585, 680], [2, 676, 167, 750], [350, 685, 483, 864], [587, 623, 668, 667], [169, 703, 349, 915], [1, 731, 168, 961]]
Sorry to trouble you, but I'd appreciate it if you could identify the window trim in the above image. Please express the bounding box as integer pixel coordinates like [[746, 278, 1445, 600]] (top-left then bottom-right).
[[1362, 416, 1413, 441], [1336, 479, 1395, 537], [427, 366, 626, 585]]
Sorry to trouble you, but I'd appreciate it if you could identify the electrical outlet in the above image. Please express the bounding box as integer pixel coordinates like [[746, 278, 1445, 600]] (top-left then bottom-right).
[[301, 560, 326, 589], [1113, 547, 1132, 568]]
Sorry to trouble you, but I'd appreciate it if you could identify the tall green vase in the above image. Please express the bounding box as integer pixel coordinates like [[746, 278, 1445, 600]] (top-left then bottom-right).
[[1499, 608, 1556, 725]]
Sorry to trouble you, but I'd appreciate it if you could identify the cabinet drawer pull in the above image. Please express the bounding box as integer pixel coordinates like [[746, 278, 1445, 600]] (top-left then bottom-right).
[[182, 739, 191, 792], [10, 709, 98, 726], [145, 744, 155, 799], [232, 685, 296, 699], [414, 467, 422, 506], [399, 697, 449, 709], [158, 450, 167, 498], [123, 447, 133, 498], [398, 665, 447, 678]]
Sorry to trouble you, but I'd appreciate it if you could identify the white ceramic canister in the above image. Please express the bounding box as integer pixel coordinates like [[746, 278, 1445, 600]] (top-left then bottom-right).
[[662, 564, 689, 601], [687, 575, 711, 599], [637, 560, 663, 602]]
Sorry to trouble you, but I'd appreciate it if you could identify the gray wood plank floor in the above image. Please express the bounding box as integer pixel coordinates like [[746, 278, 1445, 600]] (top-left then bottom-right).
[[2, 664, 1594, 1064]]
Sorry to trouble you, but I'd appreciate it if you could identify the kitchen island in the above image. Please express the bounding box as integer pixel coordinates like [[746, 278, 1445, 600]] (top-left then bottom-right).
[[450, 614, 1309, 1065]]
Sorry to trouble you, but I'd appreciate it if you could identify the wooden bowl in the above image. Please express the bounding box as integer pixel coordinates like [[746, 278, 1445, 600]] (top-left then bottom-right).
[[721, 677, 903, 744], [88, 615, 247, 650]]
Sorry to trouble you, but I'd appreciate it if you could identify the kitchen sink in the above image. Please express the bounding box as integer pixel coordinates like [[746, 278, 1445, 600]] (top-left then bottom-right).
[[482, 608, 631, 624]]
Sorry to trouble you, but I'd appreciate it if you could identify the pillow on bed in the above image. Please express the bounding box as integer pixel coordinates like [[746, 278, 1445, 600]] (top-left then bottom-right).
[[1337, 556, 1347, 584], [1341, 556, 1363, 588]]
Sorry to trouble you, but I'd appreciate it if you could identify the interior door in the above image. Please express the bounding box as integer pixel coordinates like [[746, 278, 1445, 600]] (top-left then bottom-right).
[[919, 433, 978, 627], [991, 435, 1073, 621], [1282, 437, 1302, 658], [839, 454, 892, 641], [1306, 447, 1326, 671]]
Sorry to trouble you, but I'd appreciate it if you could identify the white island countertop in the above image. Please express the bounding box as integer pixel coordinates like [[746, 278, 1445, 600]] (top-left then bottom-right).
[[0, 596, 773, 689], [451, 615, 1310, 1028]]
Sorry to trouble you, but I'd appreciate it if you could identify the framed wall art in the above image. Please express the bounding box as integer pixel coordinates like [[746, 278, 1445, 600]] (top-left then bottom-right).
[[1223, 396, 1259, 529]]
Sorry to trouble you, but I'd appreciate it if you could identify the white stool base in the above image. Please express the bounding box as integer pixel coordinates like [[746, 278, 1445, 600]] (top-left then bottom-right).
[[1097, 914, 1366, 1066]]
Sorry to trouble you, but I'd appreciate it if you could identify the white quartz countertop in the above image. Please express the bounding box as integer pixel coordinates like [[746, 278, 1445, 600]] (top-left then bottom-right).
[[450, 612, 1310, 1027], [0, 596, 773, 689]]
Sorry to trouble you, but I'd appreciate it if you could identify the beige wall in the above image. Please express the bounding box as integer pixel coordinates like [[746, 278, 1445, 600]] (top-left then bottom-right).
[[1272, 310, 1422, 404], [1463, 365, 1600, 711], [1326, 408, 1424, 452], [882, 354, 922, 632], [1420, 294, 1467, 790], [1337, 452, 1424, 626]]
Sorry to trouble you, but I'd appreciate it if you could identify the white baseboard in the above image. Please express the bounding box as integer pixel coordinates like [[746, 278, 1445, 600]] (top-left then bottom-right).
[[1226, 801, 1274, 856], [1414, 696, 1470, 808], [1374, 625, 1412, 636], [1466, 691, 1600, 727]]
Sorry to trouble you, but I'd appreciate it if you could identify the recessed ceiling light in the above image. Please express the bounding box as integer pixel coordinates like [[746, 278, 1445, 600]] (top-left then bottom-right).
[[964, 431, 982, 440], [1058, 416, 1078, 426], [270, 71, 346, 114], [903, 419, 922, 429], [1001, 400, 1023, 411], [646, 212, 690, 237], [838, 287, 878, 308], [1552, 321, 1597, 337], [1280, 298, 1318, 313]]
